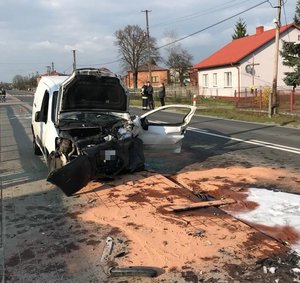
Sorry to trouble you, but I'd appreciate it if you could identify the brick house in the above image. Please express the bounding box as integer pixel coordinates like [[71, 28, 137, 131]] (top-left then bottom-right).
[[193, 23, 300, 97], [123, 64, 170, 89]]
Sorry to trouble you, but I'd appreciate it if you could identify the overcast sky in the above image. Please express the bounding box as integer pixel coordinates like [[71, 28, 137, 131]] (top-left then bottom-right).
[[0, 0, 297, 82]]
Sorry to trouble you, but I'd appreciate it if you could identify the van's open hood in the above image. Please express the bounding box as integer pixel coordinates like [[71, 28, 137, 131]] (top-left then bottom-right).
[[57, 69, 129, 115]]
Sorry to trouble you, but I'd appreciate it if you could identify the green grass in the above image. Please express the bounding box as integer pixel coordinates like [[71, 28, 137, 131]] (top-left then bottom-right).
[[196, 107, 300, 128]]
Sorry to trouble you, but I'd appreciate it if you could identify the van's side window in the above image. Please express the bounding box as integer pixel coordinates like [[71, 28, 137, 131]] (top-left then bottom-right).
[[40, 91, 49, 123], [51, 91, 58, 122]]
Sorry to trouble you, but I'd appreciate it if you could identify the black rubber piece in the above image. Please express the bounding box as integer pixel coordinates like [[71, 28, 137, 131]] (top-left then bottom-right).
[[110, 266, 159, 277]]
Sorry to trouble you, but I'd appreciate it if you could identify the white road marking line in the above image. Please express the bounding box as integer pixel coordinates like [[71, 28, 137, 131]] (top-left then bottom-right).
[[188, 127, 300, 155], [2, 176, 30, 185]]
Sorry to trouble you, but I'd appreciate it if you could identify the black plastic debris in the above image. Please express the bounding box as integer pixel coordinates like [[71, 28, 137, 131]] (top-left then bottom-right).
[[110, 266, 164, 277], [47, 155, 91, 196]]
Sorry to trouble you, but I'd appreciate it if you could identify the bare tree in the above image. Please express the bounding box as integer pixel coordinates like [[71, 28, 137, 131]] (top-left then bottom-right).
[[12, 73, 39, 90], [114, 25, 160, 88], [164, 31, 193, 86]]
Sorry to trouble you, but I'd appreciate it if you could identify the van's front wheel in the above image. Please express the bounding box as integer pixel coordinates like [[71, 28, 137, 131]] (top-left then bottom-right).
[[47, 152, 64, 173]]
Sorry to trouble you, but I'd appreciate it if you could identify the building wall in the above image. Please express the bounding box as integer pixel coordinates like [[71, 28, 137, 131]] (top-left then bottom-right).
[[197, 27, 300, 97], [125, 70, 169, 89], [240, 28, 300, 90], [197, 66, 238, 97]]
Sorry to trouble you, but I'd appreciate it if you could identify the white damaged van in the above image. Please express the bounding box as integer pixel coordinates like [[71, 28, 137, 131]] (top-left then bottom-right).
[[31, 68, 196, 196]]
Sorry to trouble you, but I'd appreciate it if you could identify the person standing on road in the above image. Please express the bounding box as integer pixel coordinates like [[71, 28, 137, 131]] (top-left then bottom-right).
[[158, 82, 166, 106], [140, 83, 148, 110], [145, 81, 154, 110]]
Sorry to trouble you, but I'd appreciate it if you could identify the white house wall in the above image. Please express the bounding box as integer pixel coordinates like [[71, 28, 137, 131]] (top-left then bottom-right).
[[197, 27, 300, 97], [241, 28, 300, 90], [198, 66, 238, 97]]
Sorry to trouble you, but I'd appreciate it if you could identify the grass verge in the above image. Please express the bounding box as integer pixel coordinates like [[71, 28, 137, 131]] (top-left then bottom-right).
[[130, 98, 300, 128]]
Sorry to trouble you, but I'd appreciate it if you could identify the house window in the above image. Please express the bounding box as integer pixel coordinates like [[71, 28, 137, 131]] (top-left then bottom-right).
[[151, 76, 159, 83], [202, 74, 208, 87], [224, 72, 232, 87], [213, 73, 217, 87], [298, 35, 300, 41]]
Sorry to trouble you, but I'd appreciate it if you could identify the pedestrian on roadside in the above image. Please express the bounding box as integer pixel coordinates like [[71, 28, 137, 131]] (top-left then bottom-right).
[[159, 82, 166, 106], [140, 83, 148, 110], [0, 88, 6, 102], [145, 81, 154, 110]]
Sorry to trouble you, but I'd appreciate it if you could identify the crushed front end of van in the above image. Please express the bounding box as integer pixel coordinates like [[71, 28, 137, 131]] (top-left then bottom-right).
[[46, 68, 145, 196], [35, 68, 196, 196]]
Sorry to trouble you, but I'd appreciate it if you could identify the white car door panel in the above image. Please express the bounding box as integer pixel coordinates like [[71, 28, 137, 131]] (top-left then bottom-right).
[[135, 105, 196, 152]]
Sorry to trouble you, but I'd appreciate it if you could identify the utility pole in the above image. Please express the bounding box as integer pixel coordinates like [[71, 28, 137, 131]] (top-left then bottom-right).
[[269, 0, 282, 118], [51, 62, 55, 73], [46, 65, 51, 75], [142, 10, 152, 82], [72, 50, 77, 72]]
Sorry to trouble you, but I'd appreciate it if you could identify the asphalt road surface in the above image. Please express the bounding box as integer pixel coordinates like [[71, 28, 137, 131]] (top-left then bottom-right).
[[10, 88, 300, 169], [6, 89, 300, 173], [1, 90, 300, 282]]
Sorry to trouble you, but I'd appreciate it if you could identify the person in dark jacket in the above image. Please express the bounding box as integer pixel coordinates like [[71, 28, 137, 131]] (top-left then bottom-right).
[[158, 82, 166, 106], [145, 81, 154, 110], [140, 83, 148, 110]]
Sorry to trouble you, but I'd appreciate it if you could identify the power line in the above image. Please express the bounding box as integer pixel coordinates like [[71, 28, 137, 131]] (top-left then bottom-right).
[[151, 0, 249, 28], [9, 0, 273, 73], [78, 0, 271, 69], [86, 0, 271, 66], [157, 0, 269, 49]]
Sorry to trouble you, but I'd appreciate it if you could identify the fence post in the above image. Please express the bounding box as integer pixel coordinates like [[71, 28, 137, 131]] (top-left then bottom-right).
[[259, 89, 262, 110], [234, 90, 238, 108], [192, 94, 197, 106], [290, 89, 295, 113]]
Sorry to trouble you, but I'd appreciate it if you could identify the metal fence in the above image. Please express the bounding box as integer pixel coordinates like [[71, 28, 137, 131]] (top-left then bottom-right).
[[129, 85, 198, 105], [129, 85, 300, 114], [235, 89, 300, 113]]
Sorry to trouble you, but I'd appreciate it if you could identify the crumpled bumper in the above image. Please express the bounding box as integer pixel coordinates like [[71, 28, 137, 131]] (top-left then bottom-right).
[[47, 137, 144, 196], [47, 155, 92, 196]]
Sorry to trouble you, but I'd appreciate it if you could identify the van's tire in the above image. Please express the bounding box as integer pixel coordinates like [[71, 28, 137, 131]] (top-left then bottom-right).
[[33, 137, 42, 155]]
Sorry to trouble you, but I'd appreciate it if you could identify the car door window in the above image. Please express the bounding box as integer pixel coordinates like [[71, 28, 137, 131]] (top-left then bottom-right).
[[140, 105, 196, 127], [51, 91, 58, 122], [40, 91, 49, 123]]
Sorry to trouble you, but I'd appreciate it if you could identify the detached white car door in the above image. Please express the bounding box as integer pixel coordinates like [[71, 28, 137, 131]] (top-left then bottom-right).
[[134, 105, 196, 153]]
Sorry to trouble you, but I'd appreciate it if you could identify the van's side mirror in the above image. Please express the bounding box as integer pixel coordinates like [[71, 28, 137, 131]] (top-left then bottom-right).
[[35, 111, 41, 122]]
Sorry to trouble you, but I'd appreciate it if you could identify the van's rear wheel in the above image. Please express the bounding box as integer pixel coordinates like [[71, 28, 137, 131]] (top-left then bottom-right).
[[33, 137, 42, 155]]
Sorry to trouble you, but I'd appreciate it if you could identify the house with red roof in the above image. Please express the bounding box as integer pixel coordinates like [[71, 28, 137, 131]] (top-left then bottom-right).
[[193, 23, 300, 97]]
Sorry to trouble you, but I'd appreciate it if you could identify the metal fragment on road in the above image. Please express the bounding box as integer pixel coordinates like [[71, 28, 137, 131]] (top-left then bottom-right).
[[165, 198, 236, 212], [101, 236, 114, 262]]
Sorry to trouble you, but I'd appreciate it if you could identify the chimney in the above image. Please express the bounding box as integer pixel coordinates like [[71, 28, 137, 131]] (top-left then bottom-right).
[[256, 26, 264, 35]]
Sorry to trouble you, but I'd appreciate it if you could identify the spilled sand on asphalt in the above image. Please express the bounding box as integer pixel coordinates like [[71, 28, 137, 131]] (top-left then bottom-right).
[[77, 166, 298, 275]]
